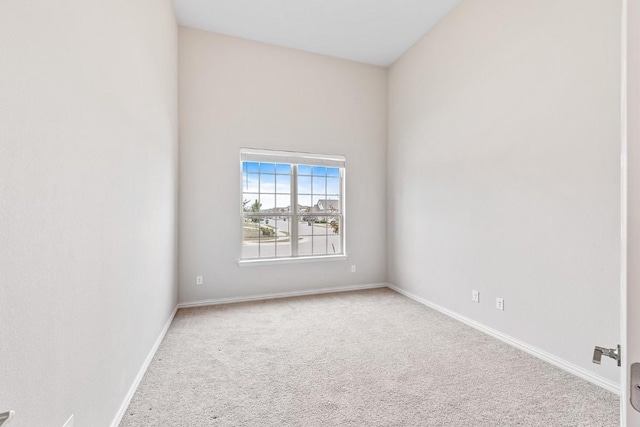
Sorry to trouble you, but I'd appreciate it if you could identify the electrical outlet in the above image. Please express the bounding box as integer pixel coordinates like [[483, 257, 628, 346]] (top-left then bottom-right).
[[496, 298, 504, 311], [196, 276, 203, 285], [63, 414, 74, 427], [351, 265, 356, 273], [472, 290, 480, 303]]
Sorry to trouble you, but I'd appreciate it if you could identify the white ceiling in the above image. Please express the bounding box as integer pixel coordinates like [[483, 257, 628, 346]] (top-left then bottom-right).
[[172, 0, 462, 67]]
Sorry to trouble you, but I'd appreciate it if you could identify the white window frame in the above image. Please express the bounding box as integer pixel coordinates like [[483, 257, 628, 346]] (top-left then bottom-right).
[[238, 148, 347, 265]]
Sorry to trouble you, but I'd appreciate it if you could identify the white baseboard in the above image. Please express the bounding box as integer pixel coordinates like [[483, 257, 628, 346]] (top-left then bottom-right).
[[386, 283, 620, 395], [110, 305, 178, 427], [177, 283, 387, 309]]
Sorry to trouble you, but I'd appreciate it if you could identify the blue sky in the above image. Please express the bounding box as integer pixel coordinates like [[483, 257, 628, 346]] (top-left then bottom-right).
[[242, 162, 340, 210]]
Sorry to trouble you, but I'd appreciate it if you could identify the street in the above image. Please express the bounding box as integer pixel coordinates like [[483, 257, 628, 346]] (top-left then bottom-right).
[[242, 218, 341, 258]]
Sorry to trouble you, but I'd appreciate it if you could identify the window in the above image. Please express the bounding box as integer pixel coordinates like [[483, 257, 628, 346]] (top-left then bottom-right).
[[240, 148, 345, 262]]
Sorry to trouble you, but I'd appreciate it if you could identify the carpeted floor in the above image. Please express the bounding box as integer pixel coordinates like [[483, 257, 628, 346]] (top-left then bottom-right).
[[120, 288, 619, 426]]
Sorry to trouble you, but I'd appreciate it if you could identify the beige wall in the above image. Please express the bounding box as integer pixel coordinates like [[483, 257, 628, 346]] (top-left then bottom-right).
[[178, 28, 387, 303], [0, 1, 625, 423], [0, 0, 178, 425], [626, 0, 640, 423], [387, 0, 622, 384]]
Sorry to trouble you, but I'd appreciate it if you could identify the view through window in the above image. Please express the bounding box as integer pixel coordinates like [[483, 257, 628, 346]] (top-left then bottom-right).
[[240, 149, 345, 261]]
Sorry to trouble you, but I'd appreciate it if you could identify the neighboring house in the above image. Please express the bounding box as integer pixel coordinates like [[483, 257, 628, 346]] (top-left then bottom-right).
[[301, 199, 340, 222], [314, 199, 339, 213], [261, 204, 311, 214], [263, 207, 289, 214]]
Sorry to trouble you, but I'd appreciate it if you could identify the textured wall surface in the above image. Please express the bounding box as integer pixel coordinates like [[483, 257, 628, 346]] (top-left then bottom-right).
[[387, 0, 622, 384], [0, 0, 179, 425], [178, 28, 388, 303]]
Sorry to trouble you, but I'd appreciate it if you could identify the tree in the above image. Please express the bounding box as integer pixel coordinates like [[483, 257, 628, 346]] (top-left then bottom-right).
[[250, 199, 262, 223], [330, 219, 339, 235]]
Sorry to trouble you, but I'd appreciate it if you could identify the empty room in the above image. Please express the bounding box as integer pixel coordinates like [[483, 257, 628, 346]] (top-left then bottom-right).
[[3, 0, 640, 426]]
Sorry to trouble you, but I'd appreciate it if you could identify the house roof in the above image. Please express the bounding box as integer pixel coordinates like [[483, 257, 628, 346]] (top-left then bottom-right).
[[317, 199, 340, 211]]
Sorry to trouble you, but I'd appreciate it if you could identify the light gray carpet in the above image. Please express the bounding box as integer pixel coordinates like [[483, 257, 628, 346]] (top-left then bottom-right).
[[120, 288, 619, 426]]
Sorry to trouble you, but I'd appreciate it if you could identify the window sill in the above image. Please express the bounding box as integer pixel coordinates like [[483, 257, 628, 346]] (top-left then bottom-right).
[[238, 254, 348, 267]]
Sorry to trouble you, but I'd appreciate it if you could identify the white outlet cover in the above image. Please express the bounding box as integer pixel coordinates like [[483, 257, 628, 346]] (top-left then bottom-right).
[[496, 298, 504, 311], [196, 276, 203, 285], [351, 265, 356, 273], [472, 290, 479, 302]]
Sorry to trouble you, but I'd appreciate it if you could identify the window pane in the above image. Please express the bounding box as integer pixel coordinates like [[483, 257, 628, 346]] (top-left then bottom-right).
[[301, 212, 317, 225], [318, 199, 340, 213], [260, 163, 276, 174], [312, 166, 326, 176], [325, 215, 342, 255], [241, 217, 261, 259], [242, 173, 259, 193], [328, 216, 342, 241], [243, 194, 259, 212], [297, 217, 313, 256], [242, 162, 259, 173], [298, 195, 312, 212], [259, 241, 276, 258], [284, 213, 341, 257], [261, 216, 276, 229], [275, 174, 291, 193], [312, 176, 326, 194], [313, 234, 328, 255], [275, 194, 290, 210], [327, 235, 341, 254], [326, 177, 340, 196], [275, 218, 291, 257], [260, 194, 275, 210], [298, 176, 311, 194], [327, 167, 340, 177], [259, 216, 277, 258], [260, 174, 275, 194], [298, 165, 312, 176], [276, 163, 291, 174]]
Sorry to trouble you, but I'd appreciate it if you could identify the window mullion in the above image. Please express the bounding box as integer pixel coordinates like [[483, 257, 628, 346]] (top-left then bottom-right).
[[291, 165, 299, 256], [340, 168, 345, 255], [258, 169, 261, 258]]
